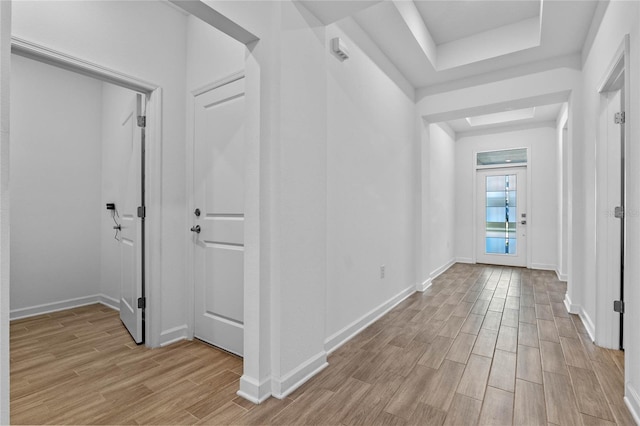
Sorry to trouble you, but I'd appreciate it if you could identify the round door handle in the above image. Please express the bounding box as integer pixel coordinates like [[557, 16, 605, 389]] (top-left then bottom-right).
[[520, 220, 527, 225], [190, 225, 201, 234]]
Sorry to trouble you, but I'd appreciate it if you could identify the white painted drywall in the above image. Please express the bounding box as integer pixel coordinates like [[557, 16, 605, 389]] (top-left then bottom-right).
[[186, 15, 245, 91], [10, 55, 103, 312], [556, 103, 568, 280], [455, 126, 558, 270], [0, 1, 11, 421], [428, 123, 456, 275], [270, 1, 328, 394], [11, 0, 189, 347], [579, 0, 640, 419], [325, 22, 417, 343]]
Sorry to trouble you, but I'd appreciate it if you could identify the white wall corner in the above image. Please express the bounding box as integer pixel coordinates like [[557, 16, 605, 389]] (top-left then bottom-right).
[[271, 351, 328, 399], [563, 294, 596, 341], [624, 383, 640, 426], [99, 294, 120, 311], [325, 285, 415, 354], [555, 269, 568, 282], [159, 324, 189, 347], [563, 293, 579, 314], [417, 278, 432, 292], [455, 257, 474, 264], [9, 294, 102, 321], [430, 258, 455, 281], [579, 308, 596, 342], [238, 375, 272, 404]]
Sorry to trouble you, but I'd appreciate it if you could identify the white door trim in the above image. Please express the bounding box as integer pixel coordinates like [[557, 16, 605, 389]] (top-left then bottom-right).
[[595, 34, 630, 350], [10, 36, 162, 347]]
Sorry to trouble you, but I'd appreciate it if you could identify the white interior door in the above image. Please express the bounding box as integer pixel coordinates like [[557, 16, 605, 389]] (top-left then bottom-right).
[[476, 168, 527, 267], [193, 77, 245, 356], [597, 88, 623, 348], [119, 94, 144, 344]]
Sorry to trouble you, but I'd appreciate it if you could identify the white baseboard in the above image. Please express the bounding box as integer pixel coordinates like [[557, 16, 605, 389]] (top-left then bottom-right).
[[579, 308, 595, 342], [563, 294, 595, 342], [98, 294, 120, 311], [564, 293, 579, 314], [430, 258, 455, 280], [530, 263, 556, 271], [159, 324, 188, 347], [416, 278, 432, 292], [324, 285, 415, 354], [271, 351, 328, 399], [456, 257, 474, 264], [625, 383, 640, 425], [555, 269, 568, 282], [10, 294, 102, 320], [238, 375, 272, 404]]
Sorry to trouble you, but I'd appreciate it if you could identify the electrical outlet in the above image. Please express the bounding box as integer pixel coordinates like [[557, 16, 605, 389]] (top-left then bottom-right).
[[380, 265, 385, 279]]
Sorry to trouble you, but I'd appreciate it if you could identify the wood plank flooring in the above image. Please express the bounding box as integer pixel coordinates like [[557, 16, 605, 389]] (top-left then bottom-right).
[[10, 264, 634, 425]]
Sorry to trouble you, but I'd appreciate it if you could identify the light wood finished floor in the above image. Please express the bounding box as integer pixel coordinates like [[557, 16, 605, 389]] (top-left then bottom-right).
[[11, 264, 635, 425]]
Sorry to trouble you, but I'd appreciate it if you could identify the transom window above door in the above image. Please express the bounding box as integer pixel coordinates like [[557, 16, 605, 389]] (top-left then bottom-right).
[[477, 148, 527, 167]]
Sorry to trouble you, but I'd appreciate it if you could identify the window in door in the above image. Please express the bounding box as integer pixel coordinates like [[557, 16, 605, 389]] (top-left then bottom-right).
[[485, 174, 518, 255]]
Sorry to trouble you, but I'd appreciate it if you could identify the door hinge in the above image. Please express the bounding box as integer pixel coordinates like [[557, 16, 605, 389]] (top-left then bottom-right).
[[614, 206, 625, 219], [137, 115, 146, 128], [137, 206, 146, 219], [614, 300, 625, 314], [614, 111, 626, 124], [137, 297, 146, 310]]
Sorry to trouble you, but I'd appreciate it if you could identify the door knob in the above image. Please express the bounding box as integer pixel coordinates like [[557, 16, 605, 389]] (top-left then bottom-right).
[[520, 220, 527, 225], [190, 225, 201, 234]]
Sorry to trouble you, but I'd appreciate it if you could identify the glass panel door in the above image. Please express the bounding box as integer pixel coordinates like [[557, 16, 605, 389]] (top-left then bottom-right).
[[476, 168, 527, 267]]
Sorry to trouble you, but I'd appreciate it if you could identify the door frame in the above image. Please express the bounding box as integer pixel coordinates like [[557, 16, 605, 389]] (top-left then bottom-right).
[[185, 70, 245, 343], [472, 148, 532, 268], [595, 34, 630, 350], [10, 36, 162, 347]]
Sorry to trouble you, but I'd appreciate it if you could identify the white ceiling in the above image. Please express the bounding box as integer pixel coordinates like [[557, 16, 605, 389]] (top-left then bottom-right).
[[355, 1, 599, 88], [446, 103, 564, 134], [303, 0, 602, 89], [414, 0, 540, 45]]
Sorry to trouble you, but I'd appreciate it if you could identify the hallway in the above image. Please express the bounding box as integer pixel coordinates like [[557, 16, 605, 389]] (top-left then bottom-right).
[[10, 264, 633, 425]]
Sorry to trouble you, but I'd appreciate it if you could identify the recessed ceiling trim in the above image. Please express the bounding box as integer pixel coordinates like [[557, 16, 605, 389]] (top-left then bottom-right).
[[391, 0, 437, 65], [437, 17, 541, 70], [466, 107, 536, 127], [391, 0, 543, 71]]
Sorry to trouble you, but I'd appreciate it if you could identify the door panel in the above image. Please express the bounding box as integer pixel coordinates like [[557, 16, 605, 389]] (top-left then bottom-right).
[[597, 89, 623, 348], [193, 77, 245, 356], [119, 94, 144, 344], [476, 168, 527, 267]]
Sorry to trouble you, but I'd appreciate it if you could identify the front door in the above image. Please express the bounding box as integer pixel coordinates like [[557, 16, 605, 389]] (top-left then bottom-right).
[[119, 94, 145, 344], [192, 76, 245, 356], [476, 168, 527, 267]]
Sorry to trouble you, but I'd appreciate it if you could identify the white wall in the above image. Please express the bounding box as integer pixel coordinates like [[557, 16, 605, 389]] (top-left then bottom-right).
[[455, 125, 558, 270], [9, 55, 103, 316], [186, 15, 245, 90], [0, 2, 9, 420], [577, 0, 640, 419], [428, 123, 456, 275], [325, 22, 417, 346], [556, 103, 568, 280]]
